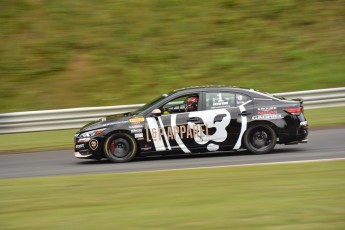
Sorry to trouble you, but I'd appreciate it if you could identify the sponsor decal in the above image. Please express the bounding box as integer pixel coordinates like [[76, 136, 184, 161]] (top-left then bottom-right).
[[212, 101, 229, 107], [75, 144, 85, 149], [146, 109, 233, 153], [141, 145, 152, 151], [129, 124, 143, 129], [141, 144, 152, 151], [146, 124, 208, 142], [89, 139, 99, 150], [189, 109, 231, 151], [102, 120, 128, 126], [252, 114, 282, 120], [257, 107, 277, 115], [211, 102, 229, 109], [258, 110, 277, 115], [129, 117, 145, 123], [146, 117, 169, 151], [258, 106, 277, 111], [145, 102, 253, 153], [135, 133, 144, 138], [78, 138, 90, 143], [131, 129, 143, 134], [210, 93, 230, 109], [141, 147, 152, 151], [170, 115, 187, 152]]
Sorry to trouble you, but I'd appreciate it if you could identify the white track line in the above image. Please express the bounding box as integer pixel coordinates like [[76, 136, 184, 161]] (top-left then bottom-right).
[[120, 157, 345, 175]]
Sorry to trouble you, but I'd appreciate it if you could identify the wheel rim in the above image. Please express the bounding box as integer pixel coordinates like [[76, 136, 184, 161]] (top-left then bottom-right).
[[108, 138, 131, 158], [249, 128, 273, 150]]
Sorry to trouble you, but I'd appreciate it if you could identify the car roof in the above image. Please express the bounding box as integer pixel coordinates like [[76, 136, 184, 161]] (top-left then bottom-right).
[[171, 85, 267, 96]]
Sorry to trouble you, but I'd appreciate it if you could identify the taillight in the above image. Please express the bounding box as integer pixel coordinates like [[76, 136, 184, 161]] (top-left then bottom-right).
[[284, 107, 303, 115]]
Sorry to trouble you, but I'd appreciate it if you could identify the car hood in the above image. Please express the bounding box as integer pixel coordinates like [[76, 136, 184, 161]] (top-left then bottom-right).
[[79, 112, 132, 132]]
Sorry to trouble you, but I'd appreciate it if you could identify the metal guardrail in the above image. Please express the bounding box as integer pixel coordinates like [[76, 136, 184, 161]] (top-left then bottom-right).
[[1, 87, 344, 134], [274, 87, 345, 109], [0, 104, 143, 134]]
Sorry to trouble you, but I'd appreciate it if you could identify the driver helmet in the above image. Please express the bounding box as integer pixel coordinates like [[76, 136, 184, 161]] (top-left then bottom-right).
[[185, 96, 198, 111]]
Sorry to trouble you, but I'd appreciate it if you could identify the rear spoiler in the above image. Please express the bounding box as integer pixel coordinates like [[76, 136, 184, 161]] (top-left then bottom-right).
[[284, 98, 305, 115], [292, 98, 304, 107], [271, 94, 304, 108]]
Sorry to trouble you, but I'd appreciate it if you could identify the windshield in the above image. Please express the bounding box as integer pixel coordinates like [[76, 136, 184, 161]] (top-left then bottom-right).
[[131, 94, 168, 115]]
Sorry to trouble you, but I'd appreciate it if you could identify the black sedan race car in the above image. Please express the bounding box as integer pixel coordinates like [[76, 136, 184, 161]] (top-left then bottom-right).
[[74, 86, 308, 163]]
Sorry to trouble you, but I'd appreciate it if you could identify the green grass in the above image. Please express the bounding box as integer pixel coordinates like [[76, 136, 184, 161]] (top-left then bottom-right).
[[0, 160, 344, 229], [0, 0, 344, 113], [0, 129, 77, 153], [0, 107, 343, 153], [304, 106, 345, 127]]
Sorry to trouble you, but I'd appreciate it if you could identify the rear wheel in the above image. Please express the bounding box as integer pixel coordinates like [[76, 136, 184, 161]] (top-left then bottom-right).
[[104, 133, 137, 163], [243, 124, 276, 154]]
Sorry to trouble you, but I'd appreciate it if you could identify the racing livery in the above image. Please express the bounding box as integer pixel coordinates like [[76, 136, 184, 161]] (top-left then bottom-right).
[[74, 86, 308, 162]]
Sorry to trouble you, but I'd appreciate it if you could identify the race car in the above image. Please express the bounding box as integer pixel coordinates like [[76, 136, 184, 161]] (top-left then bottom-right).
[[74, 86, 308, 163]]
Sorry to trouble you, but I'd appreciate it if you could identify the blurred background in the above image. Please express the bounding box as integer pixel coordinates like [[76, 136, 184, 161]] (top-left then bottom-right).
[[1, 2, 345, 229], [1, 0, 344, 113]]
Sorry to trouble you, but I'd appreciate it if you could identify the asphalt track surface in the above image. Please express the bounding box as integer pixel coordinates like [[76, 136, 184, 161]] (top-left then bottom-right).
[[1, 127, 344, 179]]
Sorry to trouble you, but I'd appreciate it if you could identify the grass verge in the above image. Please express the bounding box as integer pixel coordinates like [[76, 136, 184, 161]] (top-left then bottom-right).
[[0, 160, 344, 230], [0, 129, 77, 153], [304, 106, 345, 127], [0, 107, 344, 153]]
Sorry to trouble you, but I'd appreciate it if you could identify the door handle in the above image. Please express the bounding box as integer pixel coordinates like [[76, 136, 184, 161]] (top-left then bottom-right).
[[239, 112, 251, 116], [187, 117, 200, 122]]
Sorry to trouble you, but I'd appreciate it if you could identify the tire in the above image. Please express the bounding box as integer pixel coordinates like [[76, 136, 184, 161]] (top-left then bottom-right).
[[243, 124, 277, 154], [104, 133, 137, 163]]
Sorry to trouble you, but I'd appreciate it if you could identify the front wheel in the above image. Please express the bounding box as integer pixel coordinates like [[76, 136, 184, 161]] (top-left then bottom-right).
[[243, 124, 277, 154], [104, 133, 137, 163]]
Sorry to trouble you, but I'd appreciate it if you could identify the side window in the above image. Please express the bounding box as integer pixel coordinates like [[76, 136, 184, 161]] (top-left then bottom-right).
[[161, 94, 199, 114], [205, 92, 250, 110], [236, 94, 250, 106], [205, 92, 235, 110]]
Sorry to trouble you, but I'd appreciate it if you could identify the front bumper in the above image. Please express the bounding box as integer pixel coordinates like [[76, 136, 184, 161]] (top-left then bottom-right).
[[74, 151, 93, 158], [74, 136, 104, 160]]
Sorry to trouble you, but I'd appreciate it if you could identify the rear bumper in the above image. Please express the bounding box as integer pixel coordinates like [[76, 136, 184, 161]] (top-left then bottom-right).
[[284, 138, 308, 145], [278, 120, 308, 144], [297, 121, 309, 141]]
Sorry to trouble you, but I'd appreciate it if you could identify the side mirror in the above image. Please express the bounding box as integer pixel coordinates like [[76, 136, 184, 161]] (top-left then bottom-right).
[[151, 109, 162, 117]]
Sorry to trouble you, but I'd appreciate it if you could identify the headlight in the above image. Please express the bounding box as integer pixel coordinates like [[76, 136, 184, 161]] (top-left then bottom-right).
[[79, 128, 106, 138]]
